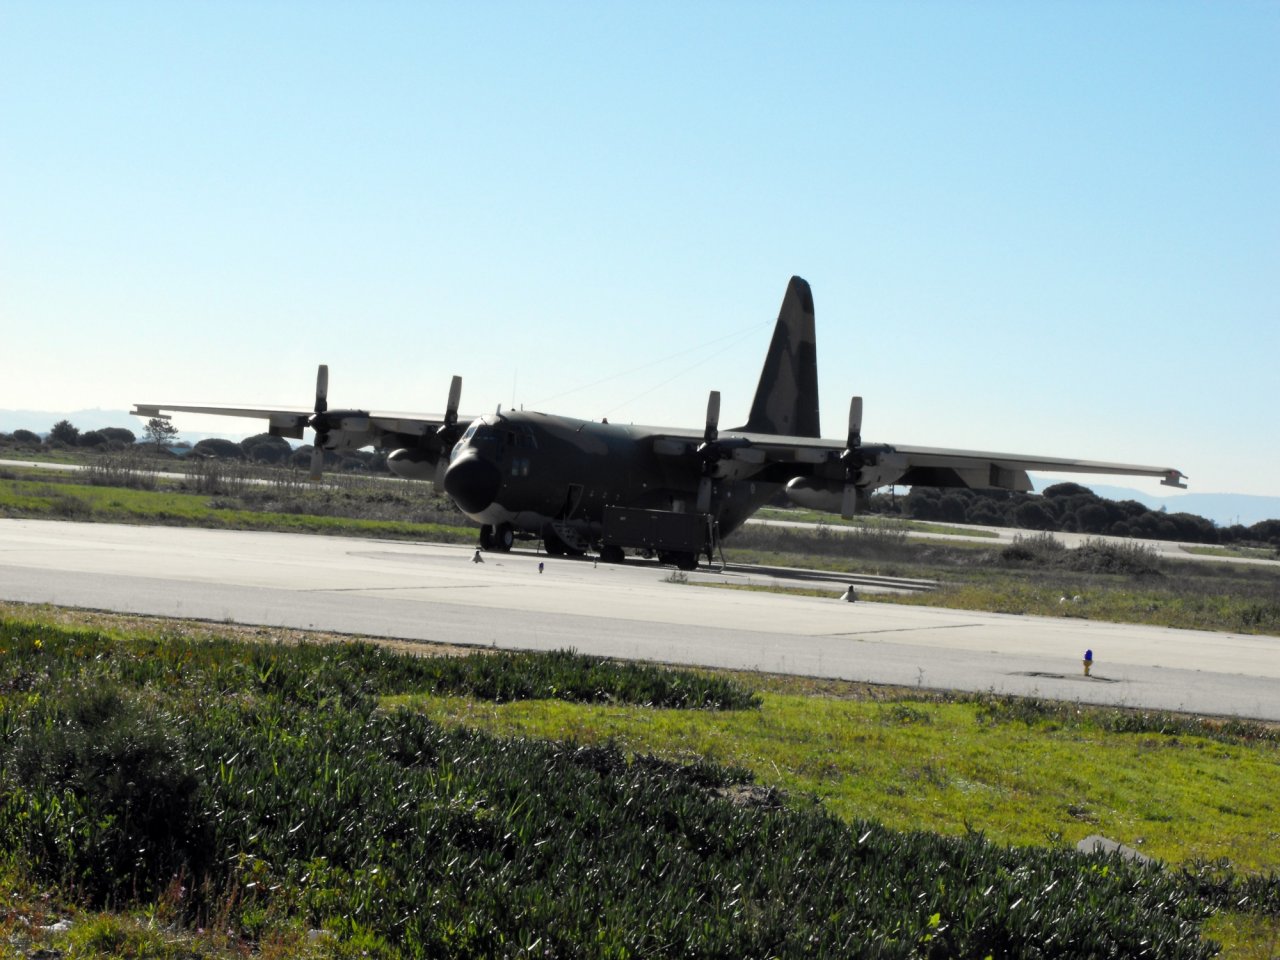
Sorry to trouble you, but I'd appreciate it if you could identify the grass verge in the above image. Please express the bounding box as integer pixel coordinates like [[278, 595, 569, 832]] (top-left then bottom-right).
[[0, 474, 476, 543]]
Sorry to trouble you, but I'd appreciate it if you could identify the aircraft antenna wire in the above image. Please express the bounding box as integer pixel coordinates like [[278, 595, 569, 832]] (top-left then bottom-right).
[[526, 319, 772, 412]]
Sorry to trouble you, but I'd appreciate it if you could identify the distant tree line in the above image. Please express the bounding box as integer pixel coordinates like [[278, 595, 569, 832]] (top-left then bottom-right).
[[1, 418, 394, 475], [190, 433, 388, 474], [871, 482, 1279, 548], [0, 419, 139, 451]]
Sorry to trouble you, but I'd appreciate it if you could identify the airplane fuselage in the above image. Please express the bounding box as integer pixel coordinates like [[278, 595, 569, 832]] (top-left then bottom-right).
[[443, 411, 782, 553]]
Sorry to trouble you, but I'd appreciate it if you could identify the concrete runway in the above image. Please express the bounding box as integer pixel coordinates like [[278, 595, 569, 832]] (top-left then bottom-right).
[[2, 518, 1277, 720]]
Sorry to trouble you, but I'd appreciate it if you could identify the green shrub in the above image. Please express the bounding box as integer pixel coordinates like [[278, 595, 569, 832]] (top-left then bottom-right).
[[1, 680, 208, 905], [0, 616, 1223, 957]]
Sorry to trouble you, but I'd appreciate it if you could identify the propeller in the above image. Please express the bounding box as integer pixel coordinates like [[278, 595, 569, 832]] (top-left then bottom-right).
[[839, 396, 864, 518], [434, 375, 464, 487], [695, 391, 721, 513], [309, 364, 330, 481]]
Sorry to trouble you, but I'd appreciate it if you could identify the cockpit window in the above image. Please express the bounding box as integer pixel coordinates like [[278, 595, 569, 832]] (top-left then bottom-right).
[[450, 419, 485, 462]]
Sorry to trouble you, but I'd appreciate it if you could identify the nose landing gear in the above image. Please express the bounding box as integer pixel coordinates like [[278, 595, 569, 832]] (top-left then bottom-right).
[[479, 522, 515, 552]]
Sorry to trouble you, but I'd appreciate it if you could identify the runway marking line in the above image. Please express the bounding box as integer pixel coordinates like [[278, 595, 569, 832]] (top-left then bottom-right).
[[822, 624, 979, 639], [302, 585, 495, 593]]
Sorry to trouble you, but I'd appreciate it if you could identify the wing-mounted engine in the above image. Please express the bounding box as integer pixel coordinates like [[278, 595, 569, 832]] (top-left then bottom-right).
[[304, 365, 370, 479], [695, 391, 757, 512], [792, 393, 1040, 514], [665, 391, 765, 513], [797, 396, 910, 516], [652, 390, 767, 512], [385, 375, 464, 486], [304, 366, 464, 483]]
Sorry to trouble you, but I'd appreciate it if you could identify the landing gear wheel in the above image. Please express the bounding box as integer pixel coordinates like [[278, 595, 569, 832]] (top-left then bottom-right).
[[479, 524, 495, 550], [659, 551, 698, 571], [600, 545, 625, 564], [493, 522, 515, 552], [543, 524, 585, 557]]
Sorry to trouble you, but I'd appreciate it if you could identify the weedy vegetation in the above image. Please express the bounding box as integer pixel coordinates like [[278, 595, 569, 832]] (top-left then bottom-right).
[[2, 609, 1277, 958], [751, 508, 1001, 539], [726, 526, 1280, 636], [0, 459, 477, 543]]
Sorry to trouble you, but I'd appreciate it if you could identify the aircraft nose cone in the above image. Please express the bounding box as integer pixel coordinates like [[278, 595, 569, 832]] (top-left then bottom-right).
[[443, 453, 501, 515]]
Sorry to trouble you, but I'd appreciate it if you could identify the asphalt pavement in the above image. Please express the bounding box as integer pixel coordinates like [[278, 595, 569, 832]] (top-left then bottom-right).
[[2, 518, 1277, 720]]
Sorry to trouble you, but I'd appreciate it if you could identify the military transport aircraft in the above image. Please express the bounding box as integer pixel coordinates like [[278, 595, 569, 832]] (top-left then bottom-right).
[[133, 277, 1186, 570]]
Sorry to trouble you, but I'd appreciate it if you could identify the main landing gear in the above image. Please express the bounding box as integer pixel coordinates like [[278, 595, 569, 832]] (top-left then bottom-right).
[[658, 551, 698, 571]]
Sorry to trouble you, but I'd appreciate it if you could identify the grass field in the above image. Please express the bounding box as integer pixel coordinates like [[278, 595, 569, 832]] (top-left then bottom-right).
[[2, 605, 1277, 958], [0, 463, 477, 543]]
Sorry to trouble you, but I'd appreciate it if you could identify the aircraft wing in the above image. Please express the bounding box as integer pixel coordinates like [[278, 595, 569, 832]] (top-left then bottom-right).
[[129, 402, 462, 443], [651, 425, 1185, 518], [131, 402, 316, 439], [725, 433, 1187, 490], [133, 369, 469, 481], [873, 443, 1187, 490]]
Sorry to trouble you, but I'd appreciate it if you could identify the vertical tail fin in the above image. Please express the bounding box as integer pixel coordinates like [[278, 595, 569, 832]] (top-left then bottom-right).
[[740, 276, 821, 437]]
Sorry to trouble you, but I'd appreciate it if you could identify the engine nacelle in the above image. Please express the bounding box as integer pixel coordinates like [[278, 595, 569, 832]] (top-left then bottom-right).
[[386, 448, 438, 481], [785, 477, 869, 515]]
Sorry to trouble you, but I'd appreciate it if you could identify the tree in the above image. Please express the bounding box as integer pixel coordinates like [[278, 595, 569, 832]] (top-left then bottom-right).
[[99, 427, 137, 445], [936, 493, 969, 523], [1250, 519, 1280, 547], [78, 430, 108, 448], [49, 419, 80, 445], [11, 429, 40, 446], [1014, 500, 1055, 530], [191, 438, 245, 460], [1075, 503, 1111, 534], [143, 417, 180, 451], [1042, 482, 1095, 499], [240, 433, 292, 464]]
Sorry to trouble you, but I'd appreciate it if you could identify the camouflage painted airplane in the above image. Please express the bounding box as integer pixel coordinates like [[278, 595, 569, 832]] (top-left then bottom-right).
[[133, 277, 1186, 570]]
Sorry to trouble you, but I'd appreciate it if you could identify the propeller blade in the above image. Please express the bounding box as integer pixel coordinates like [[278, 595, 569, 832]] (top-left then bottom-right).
[[841, 483, 858, 520], [445, 375, 462, 427], [308, 365, 332, 481], [704, 390, 720, 445], [315, 365, 329, 414], [696, 476, 713, 515], [847, 396, 863, 450]]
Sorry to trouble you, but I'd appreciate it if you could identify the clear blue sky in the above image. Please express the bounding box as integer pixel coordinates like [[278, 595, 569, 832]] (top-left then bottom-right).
[[3, 2, 1276, 496]]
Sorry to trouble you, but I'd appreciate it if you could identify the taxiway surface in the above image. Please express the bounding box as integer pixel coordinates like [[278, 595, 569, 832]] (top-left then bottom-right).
[[2, 519, 1276, 720]]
